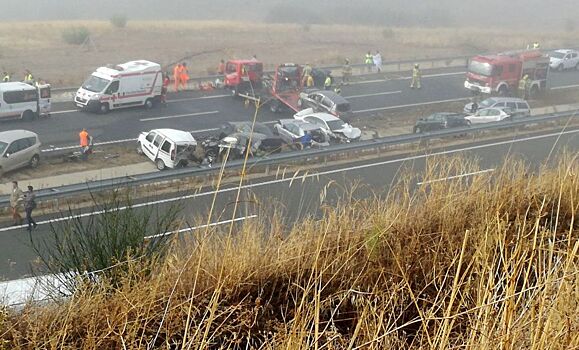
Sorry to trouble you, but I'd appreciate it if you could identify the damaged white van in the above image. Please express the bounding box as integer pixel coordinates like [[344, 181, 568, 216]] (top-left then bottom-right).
[[137, 129, 197, 170]]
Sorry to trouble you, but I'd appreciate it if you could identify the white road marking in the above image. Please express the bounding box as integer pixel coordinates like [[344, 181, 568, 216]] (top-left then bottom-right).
[[168, 94, 230, 103], [144, 215, 258, 239], [140, 110, 219, 122], [348, 71, 465, 86], [353, 97, 469, 114], [416, 168, 495, 185], [345, 91, 402, 99], [5, 127, 576, 233], [550, 84, 579, 90], [51, 109, 77, 115]]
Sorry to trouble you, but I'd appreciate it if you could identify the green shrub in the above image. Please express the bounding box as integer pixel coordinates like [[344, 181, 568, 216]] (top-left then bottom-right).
[[110, 14, 128, 29], [61, 26, 90, 45]]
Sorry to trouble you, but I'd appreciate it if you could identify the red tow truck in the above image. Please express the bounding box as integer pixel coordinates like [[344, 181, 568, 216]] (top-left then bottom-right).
[[224, 60, 305, 113], [464, 50, 550, 97]]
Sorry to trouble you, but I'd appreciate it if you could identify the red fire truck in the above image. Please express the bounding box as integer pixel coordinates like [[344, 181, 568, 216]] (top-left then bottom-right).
[[464, 50, 550, 97]]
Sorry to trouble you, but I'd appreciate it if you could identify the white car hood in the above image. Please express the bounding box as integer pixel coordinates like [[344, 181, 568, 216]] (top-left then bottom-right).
[[76, 87, 99, 100], [334, 125, 361, 139]]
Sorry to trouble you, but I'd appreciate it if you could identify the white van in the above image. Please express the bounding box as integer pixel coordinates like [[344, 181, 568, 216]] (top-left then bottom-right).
[[0, 82, 51, 121], [137, 129, 197, 170], [75, 60, 163, 114]]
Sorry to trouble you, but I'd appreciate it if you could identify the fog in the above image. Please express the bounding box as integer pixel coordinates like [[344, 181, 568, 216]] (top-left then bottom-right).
[[1, 0, 578, 29]]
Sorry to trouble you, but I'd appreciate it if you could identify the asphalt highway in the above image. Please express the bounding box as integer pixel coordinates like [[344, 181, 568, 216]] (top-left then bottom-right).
[[0, 126, 578, 281], [3, 67, 579, 151]]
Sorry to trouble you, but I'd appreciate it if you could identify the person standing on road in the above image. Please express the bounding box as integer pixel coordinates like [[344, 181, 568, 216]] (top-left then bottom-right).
[[179, 62, 189, 91], [306, 74, 314, 88], [324, 74, 333, 90], [518, 74, 529, 99], [161, 72, 170, 106], [79, 128, 92, 160], [2, 71, 10, 82], [365, 51, 373, 72], [23, 70, 34, 85], [24, 186, 37, 232], [10, 181, 24, 226], [173, 63, 182, 92], [217, 59, 225, 75], [342, 59, 352, 85], [373, 51, 382, 73], [410, 64, 422, 89]]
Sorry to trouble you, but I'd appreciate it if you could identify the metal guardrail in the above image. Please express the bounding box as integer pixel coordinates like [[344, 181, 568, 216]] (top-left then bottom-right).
[[0, 109, 576, 206]]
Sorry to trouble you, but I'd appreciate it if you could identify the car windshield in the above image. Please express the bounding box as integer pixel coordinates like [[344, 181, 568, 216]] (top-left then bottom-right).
[[82, 75, 111, 93], [550, 52, 565, 59], [479, 98, 496, 108], [336, 103, 351, 112], [327, 120, 346, 131], [0, 141, 7, 155], [468, 60, 493, 76]]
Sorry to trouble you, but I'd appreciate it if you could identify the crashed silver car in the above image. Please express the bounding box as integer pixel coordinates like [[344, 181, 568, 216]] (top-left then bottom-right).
[[273, 119, 330, 149], [293, 108, 361, 142]]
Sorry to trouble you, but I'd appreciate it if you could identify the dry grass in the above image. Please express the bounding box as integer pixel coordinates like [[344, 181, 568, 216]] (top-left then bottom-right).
[[0, 153, 577, 348], [2, 20, 579, 86]]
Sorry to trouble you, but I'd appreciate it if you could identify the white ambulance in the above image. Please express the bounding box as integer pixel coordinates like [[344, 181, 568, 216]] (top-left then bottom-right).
[[75, 60, 163, 114], [0, 82, 51, 121]]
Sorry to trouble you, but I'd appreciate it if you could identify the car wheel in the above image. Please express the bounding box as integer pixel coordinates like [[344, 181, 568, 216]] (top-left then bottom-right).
[[270, 100, 281, 113], [136, 143, 144, 155], [414, 126, 422, 134], [231, 88, 238, 97], [99, 103, 110, 114], [144, 98, 154, 110], [558, 64, 564, 72], [498, 86, 509, 96], [155, 159, 166, 171], [29, 154, 40, 168], [22, 110, 36, 121]]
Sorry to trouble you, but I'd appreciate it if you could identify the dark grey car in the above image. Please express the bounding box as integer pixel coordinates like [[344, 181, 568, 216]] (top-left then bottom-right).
[[413, 113, 470, 133]]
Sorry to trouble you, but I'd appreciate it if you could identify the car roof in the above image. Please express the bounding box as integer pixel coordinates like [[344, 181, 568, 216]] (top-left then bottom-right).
[[483, 97, 527, 103], [553, 49, 576, 54], [150, 129, 195, 142], [308, 89, 349, 104], [302, 112, 341, 121], [0, 82, 37, 92], [0, 130, 38, 143]]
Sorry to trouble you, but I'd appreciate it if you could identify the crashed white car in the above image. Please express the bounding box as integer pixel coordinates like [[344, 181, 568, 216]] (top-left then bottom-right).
[[293, 108, 361, 142], [137, 128, 197, 170]]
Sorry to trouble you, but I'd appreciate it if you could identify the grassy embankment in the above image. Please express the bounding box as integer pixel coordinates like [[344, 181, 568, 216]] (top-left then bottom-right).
[[2, 20, 579, 86], [0, 154, 577, 348]]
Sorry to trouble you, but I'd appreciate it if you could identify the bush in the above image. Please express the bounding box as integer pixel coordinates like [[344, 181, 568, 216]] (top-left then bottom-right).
[[61, 26, 90, 45], [30, 192, 181, 292], [110, 14, 128, 29]]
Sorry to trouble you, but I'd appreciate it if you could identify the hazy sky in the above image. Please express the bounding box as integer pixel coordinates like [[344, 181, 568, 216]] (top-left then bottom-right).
[[1, 0, 577, 29]]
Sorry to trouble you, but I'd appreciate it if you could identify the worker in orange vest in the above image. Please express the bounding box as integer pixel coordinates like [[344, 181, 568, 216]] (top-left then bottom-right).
[[79, 128, 92, 160], [179, 62, 189, 91], [173, 63, 182, 92]]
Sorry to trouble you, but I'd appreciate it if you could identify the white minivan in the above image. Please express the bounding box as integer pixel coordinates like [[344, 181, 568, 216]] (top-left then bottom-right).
[[0, 82, 51, 121], [137, 129, 197, 170], [0, 130, 41, 177], [75, 60, 163, 114]]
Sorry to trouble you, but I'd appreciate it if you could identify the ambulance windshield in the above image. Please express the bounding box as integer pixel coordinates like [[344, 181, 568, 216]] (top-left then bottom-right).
[[82, 75, 111, 93]]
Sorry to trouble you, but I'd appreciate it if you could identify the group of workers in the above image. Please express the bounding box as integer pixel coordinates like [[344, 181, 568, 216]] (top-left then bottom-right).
[[172, 62, 189, 92], [365, 51, 383, 73], [2, 69, 35, 84]]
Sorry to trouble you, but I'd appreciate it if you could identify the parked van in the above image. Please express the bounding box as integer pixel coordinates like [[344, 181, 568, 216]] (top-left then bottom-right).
[[75, 60, 163, 114], [0, 130, 41, 177], [0, 82, 51, 121], [137, 129, 197, 170]]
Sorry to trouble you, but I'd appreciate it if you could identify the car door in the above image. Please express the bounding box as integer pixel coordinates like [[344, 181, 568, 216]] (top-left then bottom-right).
[[320, 97, 333, 114], [572, 52, 579, 68], [276, 124, 292, 143], [141, 131, 158, 161], [3, 139, 25, 171], [470, 109, 489, 124], [487, 108, 503, 122], [516, 102, 530, 116]]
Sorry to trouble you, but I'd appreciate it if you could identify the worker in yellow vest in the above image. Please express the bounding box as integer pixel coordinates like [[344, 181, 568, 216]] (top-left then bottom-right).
[[23, 70, 34, 84], [410, 64, 421, 89], [2, 72, 10, 82], [365, 51, 373, 72]]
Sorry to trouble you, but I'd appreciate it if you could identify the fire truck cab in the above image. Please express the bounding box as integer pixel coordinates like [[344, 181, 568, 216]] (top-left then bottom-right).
[[223, 59, 264, 96], [465, 50, 549, 97]]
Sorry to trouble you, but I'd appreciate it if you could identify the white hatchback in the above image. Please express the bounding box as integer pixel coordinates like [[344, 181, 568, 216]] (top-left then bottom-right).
[[137, 129, 197, 170], [549, 49, 579, 71], [293, 108, 361, 142]]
